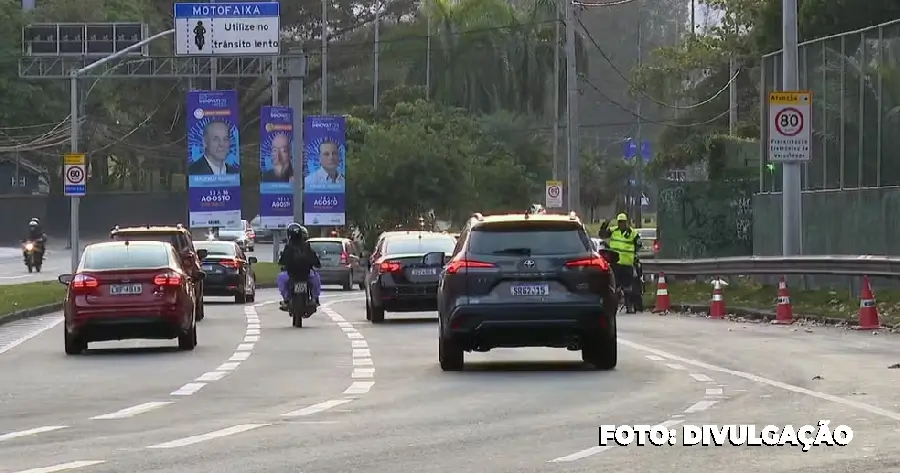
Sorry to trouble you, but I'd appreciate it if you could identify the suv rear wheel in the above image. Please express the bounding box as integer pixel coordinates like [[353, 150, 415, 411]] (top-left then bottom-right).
[[582, 291, 617, 369], [439, 333, 464, 371]]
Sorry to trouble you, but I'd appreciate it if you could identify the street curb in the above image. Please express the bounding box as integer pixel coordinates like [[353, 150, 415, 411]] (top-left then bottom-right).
[[664, 302, 895, 329], [0, 283, 280, 328]]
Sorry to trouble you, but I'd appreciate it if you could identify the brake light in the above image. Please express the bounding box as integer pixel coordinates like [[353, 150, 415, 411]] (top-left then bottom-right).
[[445, 259, 497, 274], [71, 274, 99, 290], [219, 259, 241, 269], [653, 240, 660, 252], [378, 261, 402, 273], [153, 272, 183, 286], [565, 257, 609, 271], [340, 252, 349, 264]]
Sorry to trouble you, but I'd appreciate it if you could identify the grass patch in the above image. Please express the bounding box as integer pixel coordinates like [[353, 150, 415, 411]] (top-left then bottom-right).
[[641, 276, 900, 325], [253, 262, 280, 287], [0, 281, 67, 319]]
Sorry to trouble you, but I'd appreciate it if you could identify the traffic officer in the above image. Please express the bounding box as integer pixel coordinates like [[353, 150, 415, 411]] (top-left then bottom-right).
[[601, 213, 641, 313]]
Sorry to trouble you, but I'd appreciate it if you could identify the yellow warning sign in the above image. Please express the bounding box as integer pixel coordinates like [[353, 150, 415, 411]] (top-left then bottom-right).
[[64, 153, 86, 165], [768, 91, 811, 105]]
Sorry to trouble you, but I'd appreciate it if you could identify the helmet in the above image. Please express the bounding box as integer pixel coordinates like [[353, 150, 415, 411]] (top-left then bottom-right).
[[286, 223, 308, 241], [616, 213, 628, 222], [28, 219, 38, 227]]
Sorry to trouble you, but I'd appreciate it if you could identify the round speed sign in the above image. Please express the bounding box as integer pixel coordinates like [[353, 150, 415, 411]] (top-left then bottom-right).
[[774, 107, 804, 136], [547, 185, 561, 198]]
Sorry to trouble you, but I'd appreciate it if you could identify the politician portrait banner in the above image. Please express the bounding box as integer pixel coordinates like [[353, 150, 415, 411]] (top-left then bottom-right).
[[303, 115, 346, 226], [259, 106, 295, 229], [186, 89, 241, 228]]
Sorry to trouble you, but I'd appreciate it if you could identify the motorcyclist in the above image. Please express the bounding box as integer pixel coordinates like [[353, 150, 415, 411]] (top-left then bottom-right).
[[598, 213, 641, 313], [23, 218, 47, 259], [277, 223, 322, 311]]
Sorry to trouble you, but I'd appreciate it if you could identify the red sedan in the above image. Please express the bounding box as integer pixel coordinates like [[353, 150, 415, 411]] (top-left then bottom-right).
[[58, 240, 200, 355]]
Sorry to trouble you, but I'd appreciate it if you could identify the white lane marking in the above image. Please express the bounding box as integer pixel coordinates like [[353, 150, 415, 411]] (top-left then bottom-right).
[[236, 343, 255, 351], [217, 362, 241, 371], [229, 351, 250, 361], [660, 419, 684, 428], [690, 373, 713, 382], [684, 400, 719, 413], [351, 340, 368, 348], [352, 348, 371, 358], [645, 355, 665, 361], [330, 314, 346, 322], [283, 399, 353, 417], [91, 402, 173, 420], [347, 332, 364, 339], [0, 315, 63, 355], [665, 363, 686, 370], [706, 387, 724, 396], [548, 446, 614, 463], [170, 382, 206, 396], [620, 338, 900, 421], [352, 357, 374, 366], [341, 327, 357, 333], [146, 424, 269, 449], [243, 335, 259, 342], [196, 371, 227, 382], [8, 461, 105, 473], [337, 322, 353, 328], [352, 368, 375, 379], [344, 381, 375, 395], [247, 323, 260, 329], [0, 426, 68, 442], [246, 328, 260, 335]]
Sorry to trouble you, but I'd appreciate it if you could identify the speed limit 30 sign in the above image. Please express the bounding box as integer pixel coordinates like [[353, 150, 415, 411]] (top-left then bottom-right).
[[768, 91, 811, 162]]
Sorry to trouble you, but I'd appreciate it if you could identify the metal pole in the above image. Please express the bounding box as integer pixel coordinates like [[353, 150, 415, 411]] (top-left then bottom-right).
[[289, 50, 306, 227], [564, 0, 579, 213], [374, 5, 380, 111], [69, 72, 80, 273], [210, 0, 217, 89], [782, 0, 801, 255], [426, 16, 431, 98], [729, 58, 737, 134], [321, 0, 328, 114], [271, 56, 280, 262], [552, 1, 560, 180], [634, 5, 643, 225]]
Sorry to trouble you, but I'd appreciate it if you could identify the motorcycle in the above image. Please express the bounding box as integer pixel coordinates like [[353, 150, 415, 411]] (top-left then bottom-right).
[[288, 278, 316, 327], [21, 240, 42, 273]]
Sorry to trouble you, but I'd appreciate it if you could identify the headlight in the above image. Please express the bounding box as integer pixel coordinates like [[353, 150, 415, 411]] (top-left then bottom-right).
[[24, 243, 34, 251]]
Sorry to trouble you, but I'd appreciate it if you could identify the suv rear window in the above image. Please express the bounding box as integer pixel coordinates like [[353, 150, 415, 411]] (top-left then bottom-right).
[[83, 244, 171, 270], [112, 232, 183, 250], [468, 222, 590, 256], [310, 241, 344, 255], [385, 237, 456, 255]]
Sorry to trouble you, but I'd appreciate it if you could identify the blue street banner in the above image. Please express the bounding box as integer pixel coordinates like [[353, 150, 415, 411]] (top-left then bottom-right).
[[623, 138, 652, 164], [303, 115, 346, 226], [259, 105, 295, 229], [186, 89, 241, 228]]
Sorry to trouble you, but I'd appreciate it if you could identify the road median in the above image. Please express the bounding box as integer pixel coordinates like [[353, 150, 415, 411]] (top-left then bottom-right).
[[642, 276, 900, 327]]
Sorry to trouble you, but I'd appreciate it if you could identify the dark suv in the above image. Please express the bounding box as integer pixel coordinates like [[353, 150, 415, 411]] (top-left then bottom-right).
[[110, 224, 208, 321], [424, 212, 617, 371]]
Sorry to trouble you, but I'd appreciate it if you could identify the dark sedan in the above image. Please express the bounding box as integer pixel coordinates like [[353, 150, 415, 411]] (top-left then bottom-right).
[[193, 241, 258, 304], [364, 232, 457, 323]]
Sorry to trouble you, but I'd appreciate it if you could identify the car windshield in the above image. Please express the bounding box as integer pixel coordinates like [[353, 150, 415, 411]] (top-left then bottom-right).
[[82, 243, 171, 270], [194, 242, 236, 256], [638, 228, 657, 240], [468, 222, 590, 256], [112, 232, 181, 249], [310, 241, 344, 255], [384, 237, 456, 255]]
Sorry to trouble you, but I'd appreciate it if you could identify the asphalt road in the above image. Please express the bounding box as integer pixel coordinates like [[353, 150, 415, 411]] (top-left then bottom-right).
[[0, 243, 279, 285], [3, 293, 900, 472]]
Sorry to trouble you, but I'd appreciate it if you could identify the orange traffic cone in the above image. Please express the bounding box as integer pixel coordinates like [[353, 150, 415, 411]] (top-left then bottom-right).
[[772, 276, 794, 325], [855, 276, 881, 330], [709, 277, 726, 319], [652, 272, 670, 313]]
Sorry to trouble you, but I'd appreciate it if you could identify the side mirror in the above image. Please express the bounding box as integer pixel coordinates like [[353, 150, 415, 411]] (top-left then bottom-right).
[[423, 251, 445, 266], [196, 249, 208, 259], [58, 274, 73, 285], [248, 256, 258, 264], [196, 271, 206, 281]]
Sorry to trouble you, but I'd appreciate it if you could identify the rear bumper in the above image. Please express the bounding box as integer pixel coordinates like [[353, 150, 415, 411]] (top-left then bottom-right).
[[319, 267, 351, 284], [445, 302, 613, 350], [376, 283, 438, 311], [203, 273, 245, 295], [68, 308, 187, 342]]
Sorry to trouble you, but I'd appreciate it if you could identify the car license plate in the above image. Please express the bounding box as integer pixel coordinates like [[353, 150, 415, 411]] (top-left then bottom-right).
[[110, 284, 142, 295], [410, 268, 438, 276], [510, 283, 549, 296], [293, 282, 307, 293]]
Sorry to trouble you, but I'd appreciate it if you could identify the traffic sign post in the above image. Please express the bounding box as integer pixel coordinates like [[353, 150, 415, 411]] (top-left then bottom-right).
[[174, 2, 281, 56], [64, 153, 86, 196], [545, 180, 563, 208], [768, 91, 811, 162]]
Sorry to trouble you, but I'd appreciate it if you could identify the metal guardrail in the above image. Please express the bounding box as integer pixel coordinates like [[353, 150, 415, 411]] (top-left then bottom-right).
[[642, 256, 900, 278]]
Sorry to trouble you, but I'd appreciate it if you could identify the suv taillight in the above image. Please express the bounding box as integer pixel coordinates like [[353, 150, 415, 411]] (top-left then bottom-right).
[[445, 259, 497, 274], [653, 240, 660, 252], [565, 257, 609, 270]]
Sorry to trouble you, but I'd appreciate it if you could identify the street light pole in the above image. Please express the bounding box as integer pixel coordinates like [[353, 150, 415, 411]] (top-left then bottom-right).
[[781, 0, 802, 255]]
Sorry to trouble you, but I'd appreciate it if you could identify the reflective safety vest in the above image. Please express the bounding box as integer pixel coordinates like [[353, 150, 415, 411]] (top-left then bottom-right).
[[609, 228, 638, 266]]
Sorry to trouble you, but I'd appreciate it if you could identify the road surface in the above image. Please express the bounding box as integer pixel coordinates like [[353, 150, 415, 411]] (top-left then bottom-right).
[[0, 243, 279, 285], [1, 292, 898, 472]]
